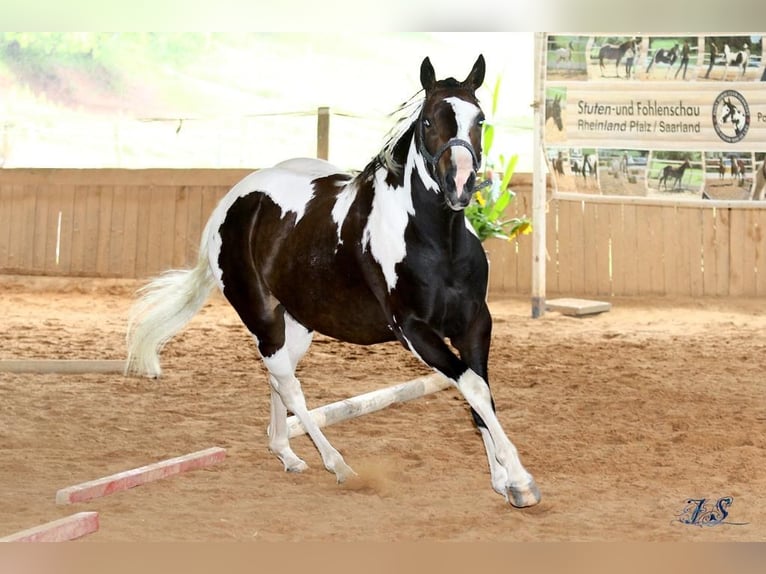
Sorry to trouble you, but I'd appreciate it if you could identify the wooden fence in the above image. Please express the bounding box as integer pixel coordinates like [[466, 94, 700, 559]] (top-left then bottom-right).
[[1, 168, 765, 297], [487, 187, 766, 297], [0, 169, 242, 279]]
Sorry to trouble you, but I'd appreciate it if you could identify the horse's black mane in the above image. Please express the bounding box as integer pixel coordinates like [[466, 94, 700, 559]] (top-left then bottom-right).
[[354, 90, 424, 187], [353, 120, 416, 189]]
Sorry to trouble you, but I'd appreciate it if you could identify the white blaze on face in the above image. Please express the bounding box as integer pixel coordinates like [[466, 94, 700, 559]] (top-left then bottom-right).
[[444, 96, 480, 194]]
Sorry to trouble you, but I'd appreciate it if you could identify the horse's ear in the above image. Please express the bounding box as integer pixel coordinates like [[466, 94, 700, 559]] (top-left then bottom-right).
[[463, 54, 486, 91], [420, 57, 436, 91]]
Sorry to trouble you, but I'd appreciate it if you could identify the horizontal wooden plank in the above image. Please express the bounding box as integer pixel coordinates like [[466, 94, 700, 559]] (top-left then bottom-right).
[[0, 360, 126, 374], [56, 447, 226, 504], [0, 511, 99, 542]]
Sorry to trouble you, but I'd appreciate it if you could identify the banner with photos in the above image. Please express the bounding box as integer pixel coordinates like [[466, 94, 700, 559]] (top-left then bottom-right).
[[544, 33, 766, 201]]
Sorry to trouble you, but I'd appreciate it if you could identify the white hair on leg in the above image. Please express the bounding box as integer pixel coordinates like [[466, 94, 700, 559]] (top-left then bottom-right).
[[264, 313, 314, 472], [263, 346, 355, 483], [268, 384, 309, 473], [455, 369, 539, 506]]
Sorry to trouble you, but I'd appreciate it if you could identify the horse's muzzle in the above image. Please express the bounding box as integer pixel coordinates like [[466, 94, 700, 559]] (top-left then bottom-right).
[[442, 169, 477, 211]]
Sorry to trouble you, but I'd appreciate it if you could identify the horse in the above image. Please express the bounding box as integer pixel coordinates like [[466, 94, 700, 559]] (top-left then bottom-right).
[[608, 153, 628, 179], [581, 154, 596, 183], [554, 40, 574, 68], [124, 55, 541, 509], [598, 38, 636, 78], [546, 94, 563, 131], [721, 97, 746, 138], [658, 160, 690, 191], [718, 159, 726, 179], [722, 43, 750, 80], [752, 161, 766, 200], [730, 155, 745, 186], [645, 43, 679, 77]]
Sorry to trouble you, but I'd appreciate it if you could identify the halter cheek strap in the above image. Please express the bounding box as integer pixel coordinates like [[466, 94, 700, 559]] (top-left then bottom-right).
[[417, 120, 492, 192]]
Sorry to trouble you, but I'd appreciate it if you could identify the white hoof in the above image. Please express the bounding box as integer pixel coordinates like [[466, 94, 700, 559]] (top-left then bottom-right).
[[508, 479, 542, 508], [331, 460, 357, 484], [285, 459, 309, 473], [271, 448, 308, 473]]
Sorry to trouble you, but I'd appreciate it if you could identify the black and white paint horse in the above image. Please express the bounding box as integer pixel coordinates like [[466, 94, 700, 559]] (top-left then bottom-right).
[[598, 38, 636, 78], [658, 160, 690, 191], [125, 55, 540, 508], [722, 43, 750, 80], [546, 93, 563, 131], [581, 153, 596, 183], [645, 43, 679, 77]]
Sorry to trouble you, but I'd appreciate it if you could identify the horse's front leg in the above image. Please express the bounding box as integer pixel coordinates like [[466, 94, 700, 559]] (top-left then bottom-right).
[[396, 311, 540, 507]]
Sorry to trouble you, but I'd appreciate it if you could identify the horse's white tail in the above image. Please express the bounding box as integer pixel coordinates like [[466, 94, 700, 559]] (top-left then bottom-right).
[[125, 223, 217, 378]]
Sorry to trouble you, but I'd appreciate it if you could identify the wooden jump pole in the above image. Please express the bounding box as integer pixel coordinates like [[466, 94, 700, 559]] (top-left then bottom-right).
[[0, 511, 99, 542], [56, 447, 226, 505], [0, 359, 126, 374], [286, 373, 452, 438]]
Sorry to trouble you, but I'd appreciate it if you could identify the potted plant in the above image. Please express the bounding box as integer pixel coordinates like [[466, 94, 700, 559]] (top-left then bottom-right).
[[465, 76, 531, 242]]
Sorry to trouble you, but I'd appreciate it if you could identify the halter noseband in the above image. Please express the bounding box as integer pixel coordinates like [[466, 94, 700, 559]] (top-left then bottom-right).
[[417, 118, 492, 193]]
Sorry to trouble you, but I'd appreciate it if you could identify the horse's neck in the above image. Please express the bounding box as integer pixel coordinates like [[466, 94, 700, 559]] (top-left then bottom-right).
[[409, 176, 473, 255], [365, 126, 474, 253]]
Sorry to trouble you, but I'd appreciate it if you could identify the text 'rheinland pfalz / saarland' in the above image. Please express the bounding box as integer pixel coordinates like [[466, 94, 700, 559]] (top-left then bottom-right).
[[577, 99, 702, 134]]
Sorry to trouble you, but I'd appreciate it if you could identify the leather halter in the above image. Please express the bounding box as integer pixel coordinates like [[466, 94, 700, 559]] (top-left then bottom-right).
[[416, 117, 492, 193]]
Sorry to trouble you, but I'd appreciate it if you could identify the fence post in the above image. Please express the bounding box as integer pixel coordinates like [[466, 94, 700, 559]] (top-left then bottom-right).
[[531, 32, 547, 318], [317, 106, 330, 160]]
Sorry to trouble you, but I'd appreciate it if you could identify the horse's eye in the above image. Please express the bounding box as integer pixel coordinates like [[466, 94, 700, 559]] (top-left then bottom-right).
[[423, 118, 432, 129]]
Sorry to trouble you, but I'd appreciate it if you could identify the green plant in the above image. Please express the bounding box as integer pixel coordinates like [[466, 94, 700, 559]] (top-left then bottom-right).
[[464, 75, 531, 242]]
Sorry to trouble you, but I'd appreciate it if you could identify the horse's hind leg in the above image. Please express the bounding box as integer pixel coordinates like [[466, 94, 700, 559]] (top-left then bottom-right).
[[265, 313, 313, 473], [268, 387, 307, 472], [232, 293, 355, 482], [260, 313, 356, 483], [215, 233, 354, 482]]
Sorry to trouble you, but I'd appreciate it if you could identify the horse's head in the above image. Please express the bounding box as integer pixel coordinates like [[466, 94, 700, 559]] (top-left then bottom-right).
[[416, 55, 486, 211], [547, 95, 563, 131]]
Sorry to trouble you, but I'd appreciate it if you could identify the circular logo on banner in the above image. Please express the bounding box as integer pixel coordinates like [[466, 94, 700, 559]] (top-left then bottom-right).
[[712, 90, 750, 143]]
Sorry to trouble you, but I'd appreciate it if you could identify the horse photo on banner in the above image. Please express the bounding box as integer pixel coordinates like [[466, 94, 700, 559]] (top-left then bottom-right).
[[543, 32, 766, 202], [701, 36, 760, 82], [546, 35, 588, 81]]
